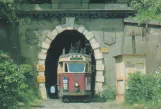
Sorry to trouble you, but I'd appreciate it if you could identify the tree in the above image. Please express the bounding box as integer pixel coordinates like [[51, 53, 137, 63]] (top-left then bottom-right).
[[0, 0, 18, 25], [129, 0, 161, 22]]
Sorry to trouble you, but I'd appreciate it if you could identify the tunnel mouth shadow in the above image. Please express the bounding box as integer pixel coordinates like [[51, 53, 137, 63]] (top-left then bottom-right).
[[45, 30, 96, 99]]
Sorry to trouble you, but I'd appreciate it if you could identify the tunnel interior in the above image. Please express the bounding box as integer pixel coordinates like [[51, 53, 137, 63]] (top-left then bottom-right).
[[45, 30, 96, 98]]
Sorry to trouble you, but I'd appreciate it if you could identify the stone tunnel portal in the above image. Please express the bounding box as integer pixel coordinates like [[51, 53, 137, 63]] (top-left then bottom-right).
[[45, 30, 96, 98]]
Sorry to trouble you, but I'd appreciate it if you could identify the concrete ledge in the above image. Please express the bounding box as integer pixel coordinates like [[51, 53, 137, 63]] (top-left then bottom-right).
[[124, 19, 161, 26]]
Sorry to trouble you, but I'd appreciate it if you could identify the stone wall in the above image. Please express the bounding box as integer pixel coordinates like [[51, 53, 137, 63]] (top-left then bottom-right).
[[124, 20, 161, 73], [18, 17, 124, 89]]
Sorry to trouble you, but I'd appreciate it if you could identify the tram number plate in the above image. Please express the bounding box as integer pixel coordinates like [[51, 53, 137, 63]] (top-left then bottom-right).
[[63, 79, 68, 84]]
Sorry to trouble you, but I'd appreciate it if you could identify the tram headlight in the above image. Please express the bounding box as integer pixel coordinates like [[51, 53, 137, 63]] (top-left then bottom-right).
[[75, 81, 79, 87]]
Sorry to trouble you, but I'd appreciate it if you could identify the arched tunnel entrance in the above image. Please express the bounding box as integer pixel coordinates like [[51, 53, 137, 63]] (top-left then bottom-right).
[[45, 30, 96, 98]]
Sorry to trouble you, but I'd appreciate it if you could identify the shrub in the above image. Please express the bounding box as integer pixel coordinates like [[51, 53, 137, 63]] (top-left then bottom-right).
[[0, 51, 38, 109], [96, 86, 116, 102], [125, 72, 161, 104]]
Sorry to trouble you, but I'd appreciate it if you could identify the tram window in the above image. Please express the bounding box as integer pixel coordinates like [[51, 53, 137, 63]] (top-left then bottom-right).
[[68, 62, 85, 72], [85, 63, 88, 72], [65, 63, 68, 72]]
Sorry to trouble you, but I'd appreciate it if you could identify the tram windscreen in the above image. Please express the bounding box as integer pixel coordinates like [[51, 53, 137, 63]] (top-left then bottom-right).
[[68, 63, 85, 72]]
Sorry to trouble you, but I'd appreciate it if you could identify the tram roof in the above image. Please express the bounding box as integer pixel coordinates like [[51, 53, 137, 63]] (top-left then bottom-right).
[[59, 53, 91, 58]]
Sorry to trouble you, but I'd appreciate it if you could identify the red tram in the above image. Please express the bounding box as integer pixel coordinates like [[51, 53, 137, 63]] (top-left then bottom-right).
[[57, 53, 92, 102]]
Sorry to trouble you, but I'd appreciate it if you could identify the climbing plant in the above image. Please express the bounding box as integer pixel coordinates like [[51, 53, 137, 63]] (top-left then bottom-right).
[[129, 0, 161, 22]]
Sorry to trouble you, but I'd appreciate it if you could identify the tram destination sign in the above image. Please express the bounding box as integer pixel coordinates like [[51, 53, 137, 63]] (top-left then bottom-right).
[[70, 57, 83, 60]]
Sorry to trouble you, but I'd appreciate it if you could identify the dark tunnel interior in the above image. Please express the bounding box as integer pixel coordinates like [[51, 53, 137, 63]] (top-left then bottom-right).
[[45, 30, 96, 98]]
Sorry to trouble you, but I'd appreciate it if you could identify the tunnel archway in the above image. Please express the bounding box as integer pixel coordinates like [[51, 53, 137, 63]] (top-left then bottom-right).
[[45, 30, 96, 98], [37, 24, 105, 99]]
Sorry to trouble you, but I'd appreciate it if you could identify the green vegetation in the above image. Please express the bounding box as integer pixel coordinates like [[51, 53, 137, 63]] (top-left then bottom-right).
[[96, 87, 116, 102], [0, 51, 39, 109], [129, 0, 161, 22], [0, 0, 18, 25], [125, 72, 161, 108]]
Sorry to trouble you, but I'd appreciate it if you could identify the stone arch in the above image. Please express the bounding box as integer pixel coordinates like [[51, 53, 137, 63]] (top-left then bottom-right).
[[37, 24, 105, 99]]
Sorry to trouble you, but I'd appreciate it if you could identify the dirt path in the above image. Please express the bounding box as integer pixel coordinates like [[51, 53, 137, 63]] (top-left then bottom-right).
[[31, 99, 124, 109]]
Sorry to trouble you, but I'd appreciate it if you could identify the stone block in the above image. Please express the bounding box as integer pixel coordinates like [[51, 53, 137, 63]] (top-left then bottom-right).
[[73, 24, 79, 30], [84, 32, 94, 40], [44, 37, 52, 44], [116, 81, 125, 95], [78, 26, 85, 33], [66, 17, 75, 28], [96, 64, 104, 70], [41, 42, 50, 49], [116, 95, 124, 103], [38, 52, 47, 60], [41, 48, 48, 54], [94, 48, 101, 54], [36, 64, 45, 72], [91, 42, 100, 49], [90, 38, 97, 44], [47, 29, 58, 40], [38, 60, 45, 65], [95, 76, 104, 82], [37, 76, 45, 83], [94, 53, 103, 60], [96, 59, 103, 65], [96, 71, 104, 76], [39, 83, 47, 99], [38, 72, 45, 76], [95, 82, 103, 92], [56, 25, 64, 33]]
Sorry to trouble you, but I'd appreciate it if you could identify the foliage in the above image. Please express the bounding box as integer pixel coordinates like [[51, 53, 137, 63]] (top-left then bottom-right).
[[0, 0, 18, 25], [125, 72, 161, 105], [0, 51, 38, 109], [129, 0, 161, 22], [96, 87, 116, 102]]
